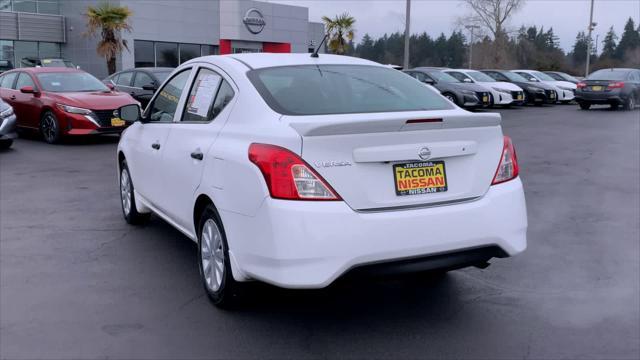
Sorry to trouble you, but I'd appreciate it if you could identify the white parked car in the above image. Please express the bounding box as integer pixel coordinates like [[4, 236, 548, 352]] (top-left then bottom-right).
[[444, 69, 526, 106], [115, 54, 527, 307], [512, 70, 576, 103]]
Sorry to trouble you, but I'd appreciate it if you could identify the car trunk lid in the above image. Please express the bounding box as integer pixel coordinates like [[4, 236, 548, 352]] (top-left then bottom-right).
[[283, 110, 504, 211]]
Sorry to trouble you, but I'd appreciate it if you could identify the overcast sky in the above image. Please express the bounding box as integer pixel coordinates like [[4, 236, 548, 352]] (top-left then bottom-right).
[[269, 0, 640, 52]]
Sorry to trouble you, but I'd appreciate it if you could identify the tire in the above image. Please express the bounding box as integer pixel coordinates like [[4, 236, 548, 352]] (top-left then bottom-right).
[[443, 93, 458, 106], [579, 102, 591, 110], [624, 95, 636, 111], [610, 103, 620, 110], [0, 139, 12, 149], [40, 111, 61, 144], [198, 204, 241, 308], [119, 160, 150, 225]]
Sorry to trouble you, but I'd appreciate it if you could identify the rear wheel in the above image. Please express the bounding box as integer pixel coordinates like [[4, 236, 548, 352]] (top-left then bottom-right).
[[624, 95, 636, 111], [0, 139, 12, 149], [579, 102, 591, 110], [198, 205, 241, 308], [119, 160, 150, 225], [40, 111, 60, 144]]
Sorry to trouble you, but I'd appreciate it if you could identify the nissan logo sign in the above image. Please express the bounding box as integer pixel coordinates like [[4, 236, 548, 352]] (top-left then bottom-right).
[[243, 8, 265, 34], [418, 147, 432, 160]]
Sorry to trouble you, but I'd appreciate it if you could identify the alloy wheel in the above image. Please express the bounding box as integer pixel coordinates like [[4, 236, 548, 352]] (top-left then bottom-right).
[[120, 169, 132, 216], [201, 219, 225, 292], [42, 114, 57, 143]]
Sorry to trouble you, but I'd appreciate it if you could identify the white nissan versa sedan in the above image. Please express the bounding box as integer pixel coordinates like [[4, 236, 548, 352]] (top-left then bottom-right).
[[115, 53, 527, 307]]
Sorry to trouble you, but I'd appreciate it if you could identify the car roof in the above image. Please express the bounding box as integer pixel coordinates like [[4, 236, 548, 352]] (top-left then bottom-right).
[[413, 67, 449, 70], [197, 53, 380, 70], [592, 68, 637, 72]]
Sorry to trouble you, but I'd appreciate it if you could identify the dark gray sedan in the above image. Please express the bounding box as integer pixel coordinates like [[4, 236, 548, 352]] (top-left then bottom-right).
[[0, 98, 16, 149], [404, 68, 493, 109], [576, 68, 640, 110]]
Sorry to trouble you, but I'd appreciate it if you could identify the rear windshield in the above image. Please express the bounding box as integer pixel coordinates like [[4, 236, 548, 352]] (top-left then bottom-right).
[[588, 69, 629, 81], [248, 65, 452, 116]]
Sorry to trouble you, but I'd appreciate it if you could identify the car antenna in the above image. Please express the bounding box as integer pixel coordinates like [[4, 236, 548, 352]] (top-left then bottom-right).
[[311, 33, 329, 58]]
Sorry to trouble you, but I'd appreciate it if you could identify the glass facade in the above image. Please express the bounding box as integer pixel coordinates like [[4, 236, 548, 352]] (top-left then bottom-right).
[[0, 40, 61, 70], [1, 0, 59, 14], [134, 40, 218, 68]]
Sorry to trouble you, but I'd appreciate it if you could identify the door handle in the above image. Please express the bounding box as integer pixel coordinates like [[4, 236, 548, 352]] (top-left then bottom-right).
[[190, 151, 203, 160], [10, 95, 16, 100], [130, 91, 135, 96], [151, 143, 160, 150]]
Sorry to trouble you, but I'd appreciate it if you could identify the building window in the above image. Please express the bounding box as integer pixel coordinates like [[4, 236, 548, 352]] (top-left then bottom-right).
[[0, 40, 14, 72], [36, 0, 59, 14], [134, 40, 154, 67], [155, 42, 178, 67], [12, 0, 36, 13], [1, 0, 59, 14], [201, 45, 219, 56], [134, 40, 218, 67], [179, 43, 200, 64], [0, 0, 11, 11], [14, 41, 38, 67]]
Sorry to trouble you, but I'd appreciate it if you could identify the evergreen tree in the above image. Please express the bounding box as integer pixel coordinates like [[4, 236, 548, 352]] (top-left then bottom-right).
[[614, 17, 640, 60], [571, 31, 590, 65], [600, 26, 618, 59]]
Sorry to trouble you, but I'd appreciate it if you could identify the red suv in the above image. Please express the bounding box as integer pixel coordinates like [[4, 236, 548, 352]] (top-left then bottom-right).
[[0, 67, 138, 143]]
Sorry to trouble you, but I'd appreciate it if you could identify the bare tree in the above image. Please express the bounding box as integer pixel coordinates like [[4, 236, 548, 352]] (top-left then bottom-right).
[[460, 0, 525, 67], [461, 0, 524, 39]]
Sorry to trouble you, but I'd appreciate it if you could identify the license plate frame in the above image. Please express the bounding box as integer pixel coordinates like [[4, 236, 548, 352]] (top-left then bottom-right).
[[393, 161, 448, 196], [591, 85, 603, 91]]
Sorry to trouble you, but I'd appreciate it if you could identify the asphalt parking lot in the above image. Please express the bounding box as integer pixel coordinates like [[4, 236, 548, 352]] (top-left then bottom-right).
[[1, 104, 639, 359]]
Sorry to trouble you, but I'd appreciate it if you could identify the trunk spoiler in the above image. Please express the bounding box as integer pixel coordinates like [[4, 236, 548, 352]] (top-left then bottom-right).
[[285, 112, 501, 137]]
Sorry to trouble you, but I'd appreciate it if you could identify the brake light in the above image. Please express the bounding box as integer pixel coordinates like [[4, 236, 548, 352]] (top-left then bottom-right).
[[607, 82, 625, 89], [576, 82, 587, 89], [491, 136, 519, 185], [248, 143, 341, 201]]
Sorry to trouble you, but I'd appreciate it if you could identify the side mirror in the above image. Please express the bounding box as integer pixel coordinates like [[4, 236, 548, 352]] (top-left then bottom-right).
[[117, 104, 142, 123], [463, 78, 473, 83], [142, 83, 157, 91], [20, 86, 37, 94], [106, 83, 115, 91], [423, 79, 436, 85]]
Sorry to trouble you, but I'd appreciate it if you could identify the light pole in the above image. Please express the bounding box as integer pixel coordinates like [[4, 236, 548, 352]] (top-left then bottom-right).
[[585, 0, 596, 77], [403, 0, 411, 69], [465, 25, 480, 69]]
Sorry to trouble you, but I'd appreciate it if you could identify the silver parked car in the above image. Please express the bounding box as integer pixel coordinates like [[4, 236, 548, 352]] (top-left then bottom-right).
[[0, 99, 17, 149]]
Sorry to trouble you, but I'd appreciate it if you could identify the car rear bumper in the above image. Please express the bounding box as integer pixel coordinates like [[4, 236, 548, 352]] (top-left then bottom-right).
[[576, 93, 625, 104], [223, 178, 527, 288]]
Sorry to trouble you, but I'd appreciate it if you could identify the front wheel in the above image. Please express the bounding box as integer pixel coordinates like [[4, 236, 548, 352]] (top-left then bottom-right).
[[119, 160, 150, 225], [443, 93, 458, 106], [579, 102, 591, 110], [40, 111, 61, 144], [198, 205, 241, 308]]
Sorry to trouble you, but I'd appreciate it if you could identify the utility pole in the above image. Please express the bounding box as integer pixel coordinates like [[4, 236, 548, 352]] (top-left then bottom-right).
[[465, 25, 480, 69], [585, 0, 596, 77], [403, 0, 411, 69]]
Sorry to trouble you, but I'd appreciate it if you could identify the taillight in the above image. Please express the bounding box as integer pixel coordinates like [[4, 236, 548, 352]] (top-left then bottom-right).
[[491, 136, 519, 185], [607, 82, 625, 89], [576, 82, 587, 89], [248, 143, 341, 201]]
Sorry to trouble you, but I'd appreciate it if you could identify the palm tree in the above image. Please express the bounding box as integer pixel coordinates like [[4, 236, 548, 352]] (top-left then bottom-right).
[[322, 13, 356, 55], [85, 3, 132, 75]]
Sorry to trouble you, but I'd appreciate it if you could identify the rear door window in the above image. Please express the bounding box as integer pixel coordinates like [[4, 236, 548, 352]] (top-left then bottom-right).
[[116, 72, 133, 86], [248, 65, 451, 116], [0, 72, 17, 89], [133, 72, 154, 88]]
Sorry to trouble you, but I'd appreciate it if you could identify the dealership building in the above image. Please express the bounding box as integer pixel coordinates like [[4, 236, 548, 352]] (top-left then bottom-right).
[[0, 0, 325, 78]]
